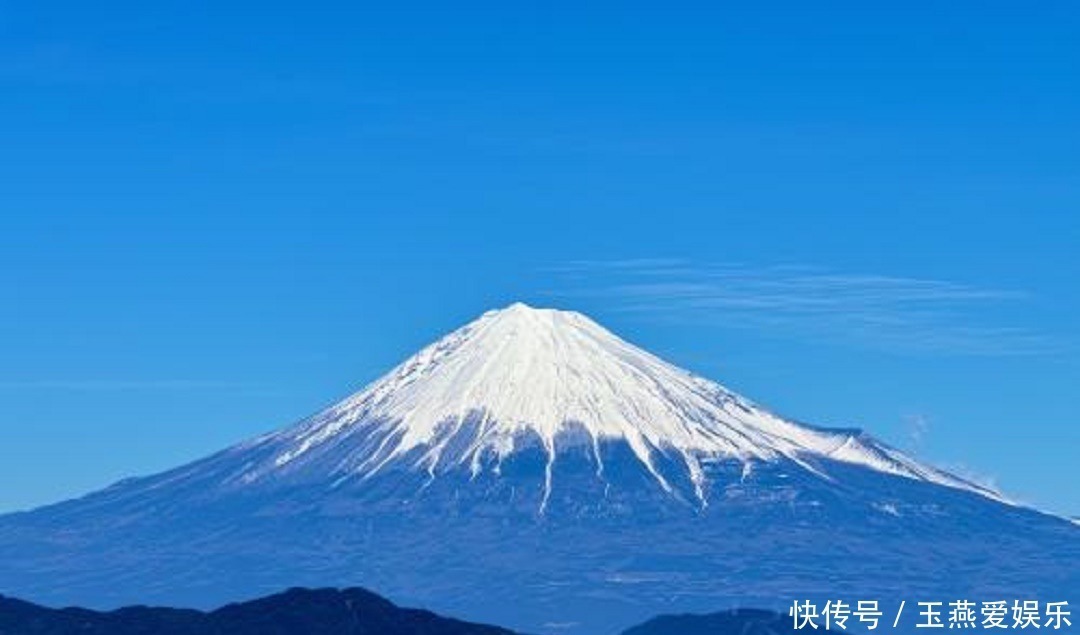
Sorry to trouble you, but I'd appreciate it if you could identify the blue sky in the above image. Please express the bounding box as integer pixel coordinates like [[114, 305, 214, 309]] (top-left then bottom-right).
[[2, 2, 1078, 515]]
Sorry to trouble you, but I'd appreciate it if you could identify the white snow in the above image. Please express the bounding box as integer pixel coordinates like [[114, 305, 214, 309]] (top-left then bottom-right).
[[262, 302, 1001, 503]]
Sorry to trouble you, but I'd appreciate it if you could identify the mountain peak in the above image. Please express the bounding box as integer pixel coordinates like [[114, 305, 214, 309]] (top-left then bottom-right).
[[252, 305, 997, 507], [492, 300, 549, 313], [482, 301, 593, 331], [481, 300, 587, 328]]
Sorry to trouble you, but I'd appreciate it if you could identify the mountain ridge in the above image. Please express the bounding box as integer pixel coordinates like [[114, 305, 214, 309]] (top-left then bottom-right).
[[225, 302, 999, 510], [0, 587, 518, 635], [0, 588, 824, 635], [0, 303, 1076, 635]]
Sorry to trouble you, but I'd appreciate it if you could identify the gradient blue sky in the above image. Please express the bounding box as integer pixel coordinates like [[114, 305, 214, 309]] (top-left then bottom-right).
[[2, 2, 1078, 515]]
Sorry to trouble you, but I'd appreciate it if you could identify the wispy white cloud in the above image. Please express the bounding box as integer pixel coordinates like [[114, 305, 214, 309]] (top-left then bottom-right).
[[544, 260, 1053, 356], [903, 413, 931, 453]]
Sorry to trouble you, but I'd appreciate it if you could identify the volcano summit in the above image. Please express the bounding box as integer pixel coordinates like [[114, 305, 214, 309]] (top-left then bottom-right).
[[0, 304, 1076, 634]]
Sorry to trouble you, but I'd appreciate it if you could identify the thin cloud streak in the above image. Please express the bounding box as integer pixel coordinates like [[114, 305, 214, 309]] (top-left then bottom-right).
[[546, 260, 1053, 356]]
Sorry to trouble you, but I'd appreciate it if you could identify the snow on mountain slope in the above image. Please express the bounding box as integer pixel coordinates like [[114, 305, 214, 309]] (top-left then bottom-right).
[[237, 302, 997, 507], [2, 303, 1075, 635]]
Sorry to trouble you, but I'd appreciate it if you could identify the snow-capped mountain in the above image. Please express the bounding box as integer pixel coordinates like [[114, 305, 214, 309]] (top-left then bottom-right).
[[0, 304, 1076, 635], [239, 302, 992, 507]]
